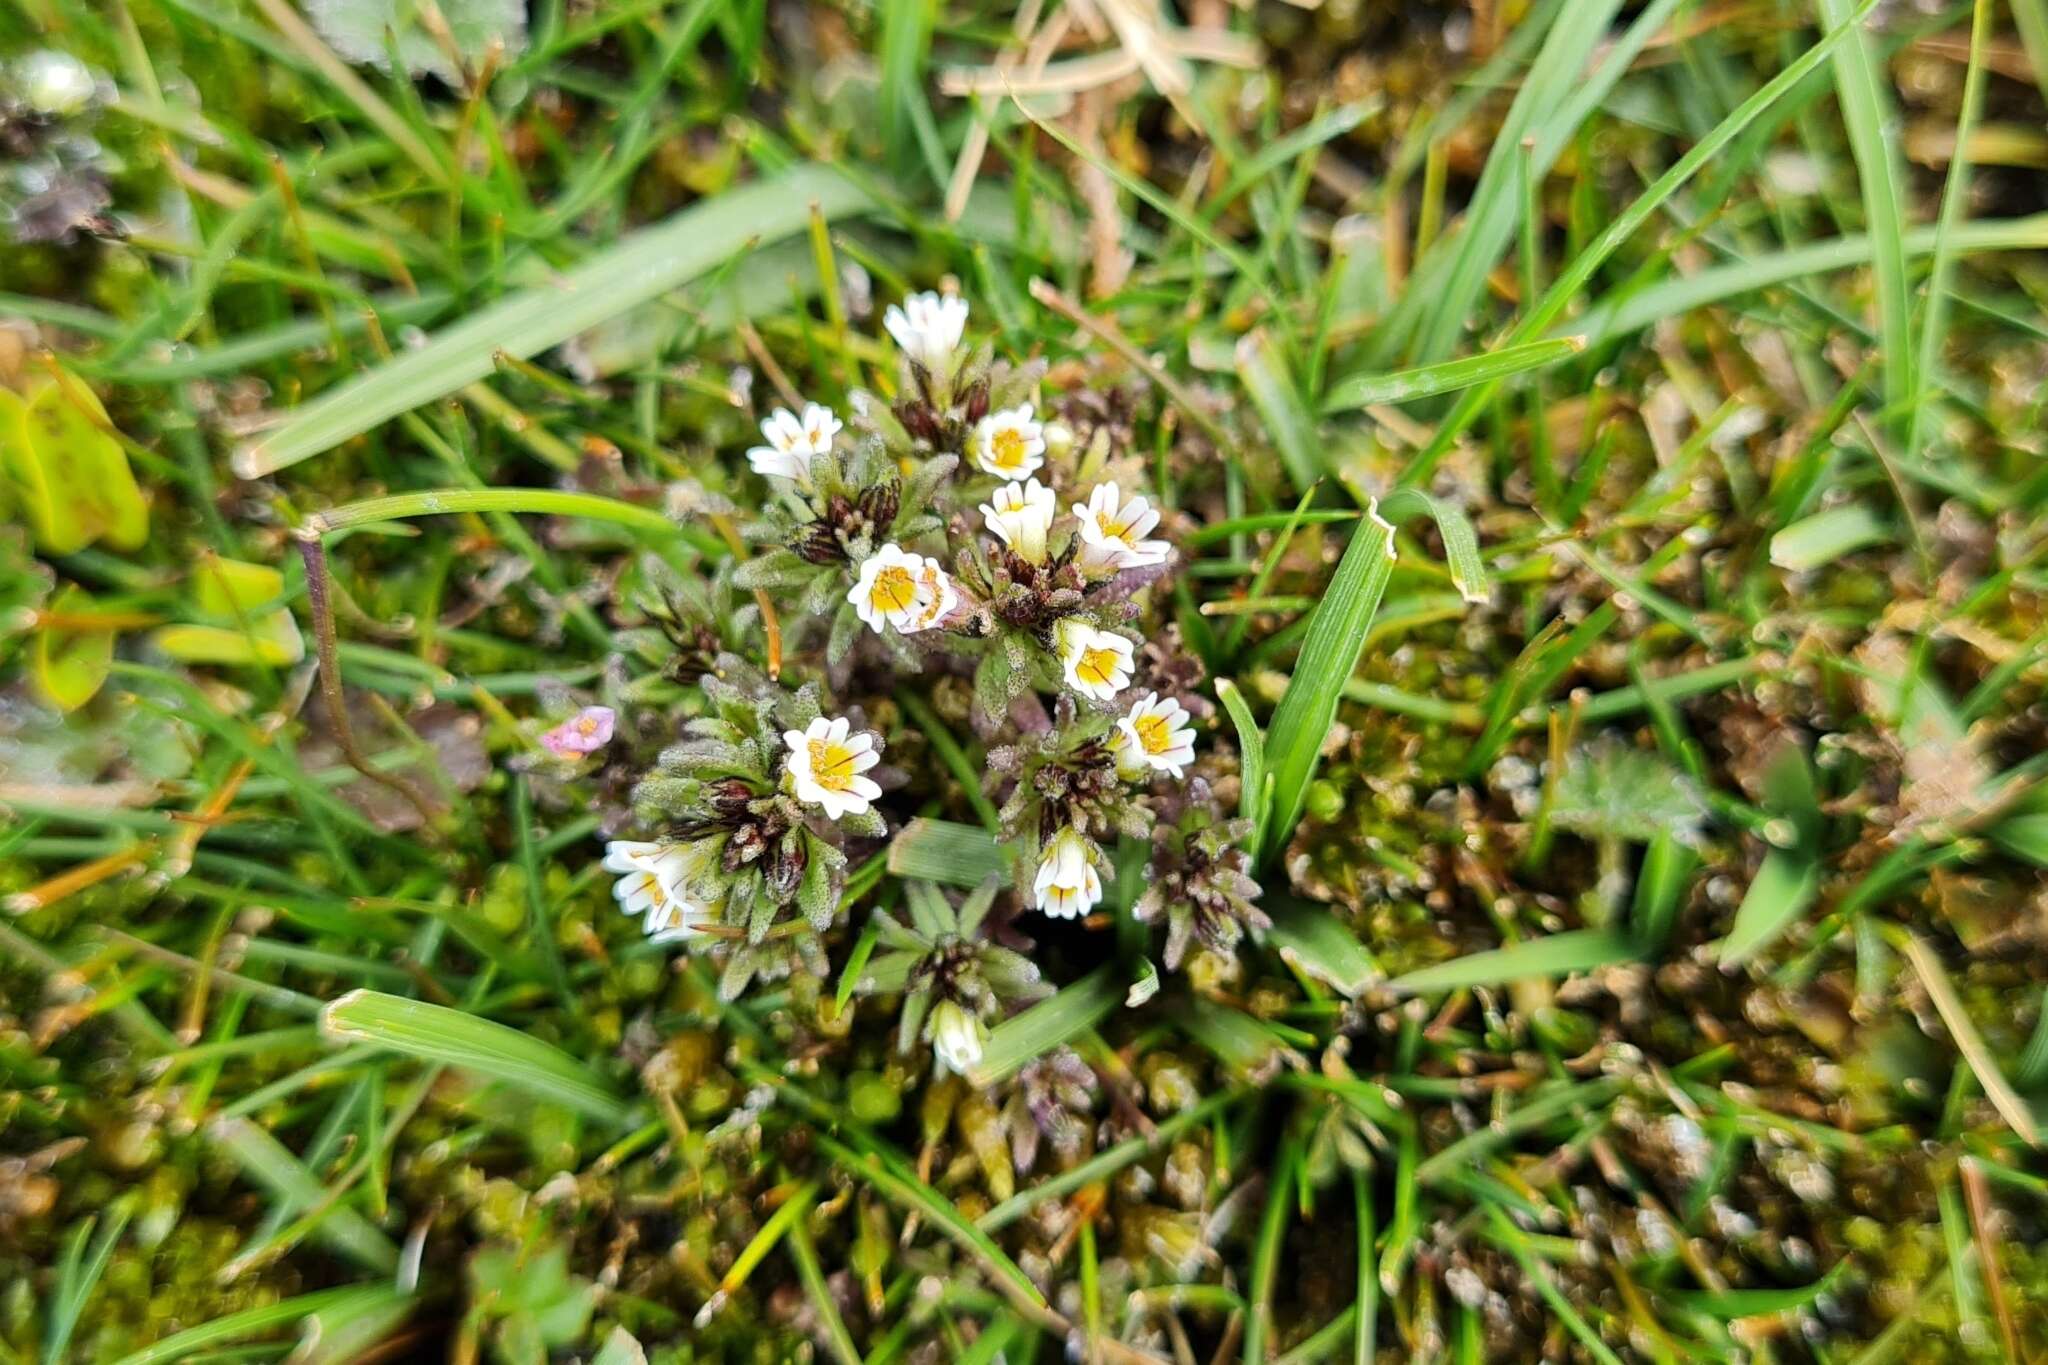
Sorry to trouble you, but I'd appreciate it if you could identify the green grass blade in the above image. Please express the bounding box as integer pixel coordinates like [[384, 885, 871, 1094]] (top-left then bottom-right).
[[1769, 504, 1891, 571], [1818, 0, 1913, 427], [106, 1287, 394, 1365], [1264, 898, 1380, 997], [811, 1132, 1045, 1307], [1482, 1206, 1626, 1365], [1570, 215, 2048, 347], [1260, 510, 1398, 867], [1628, 830, 1698, 952], [886, 817, 1008, 886], [236, 165, 871, 475], [1182, 997, 1303, 1080], [1323, 337, 1583, 413], [1717, 851, 1820, 968], [43, 1203, 134, 1365], [207, 1118, 398, 1272], [1236, 327, 1324, 488], [1899, 932, 2040, 1146], [1387, 929, 1638, 994], [1415, 1078, 1621, 1187], [320, 990, 632, 1126], [1243, 1126, 1302, 1364], [1407, 0, 1629, 363], [976, 1090, 1243, 1233], [1399, 0, 1887, 486], [1668, 1262, 1848, 1320], [1378, 488, 1490, 603], [1908, 0, 1995, 464], [1215, 678, 1268, 858], [967, 967, 1121, 1087], [304, 488, 682, 539]]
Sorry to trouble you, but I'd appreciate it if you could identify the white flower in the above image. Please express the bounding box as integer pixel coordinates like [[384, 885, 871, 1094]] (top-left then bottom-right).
[[22, 52, 95, 117], [848, 543, 957, 635], [979, 478, 1057, 563], [1113, 691, 1197, 780], [884, 291, 969, 373], [602, 840, 714, 945], [1055, 619, 1135, 703], [909, 557, 959, 632], [930, 999, 987, 1076], [783, 716, 883, 820], [968, 404, 1045, 480], [1033, 826, 1103, 919], [1073, 482, 1170, 576], [747, 402, 841, 483]]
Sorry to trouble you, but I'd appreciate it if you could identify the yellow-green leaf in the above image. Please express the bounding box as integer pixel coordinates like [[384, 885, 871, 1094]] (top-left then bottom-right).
[[32, 585, 115, 711], [0, 368, 148, 555], [193, 557, 287, 617], [151, 619, 305, 667]]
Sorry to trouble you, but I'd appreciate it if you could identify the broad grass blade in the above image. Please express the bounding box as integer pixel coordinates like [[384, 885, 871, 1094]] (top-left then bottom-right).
[[321, 990, 632, 1126], [1388, 929, 1638, 994], [1260, 510, 1397, 866], [237, 165, 871, 475]]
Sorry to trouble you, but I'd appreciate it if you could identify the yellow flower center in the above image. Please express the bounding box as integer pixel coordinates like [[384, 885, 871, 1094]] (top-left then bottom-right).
[[990, 428, 1027, 469], [807, 739, 859, 791], [867, 565, 917, 615], [1096, 509, 1132, 539], [1075, 646, 1121, 689], [1132, 712, 1173, 754], [574, 716, 601, 736]]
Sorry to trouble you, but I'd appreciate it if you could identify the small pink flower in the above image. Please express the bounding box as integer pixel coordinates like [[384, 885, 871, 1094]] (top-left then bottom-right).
[[541, 706, 615, 758]]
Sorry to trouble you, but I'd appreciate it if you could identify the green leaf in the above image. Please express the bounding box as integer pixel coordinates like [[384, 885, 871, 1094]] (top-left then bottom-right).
[[236, 165, 872, 475], [320, 990, 632, 1126], [590, 1328, 649, 1365], [886, 818, 1008, 887], [1769, 505, 1890, 571], [976, 1088, 1246, 1232], [1261, 509, 1397, 866], [191, 557, 286, 616], [1547, 740, 1707, 846], [32, 585, 115, 712], [967, 967, 1120, 1088], [1264, 899, 1380, 998], [1388, 929, 1638, 995], [150, 621, 305, 666], [1717, 852, 1820, 968], [1323, 336, 1585, 413]]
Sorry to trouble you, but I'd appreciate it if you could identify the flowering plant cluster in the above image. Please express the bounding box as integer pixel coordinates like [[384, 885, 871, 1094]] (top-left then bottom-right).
[[595, 293, 1261, 1075]]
